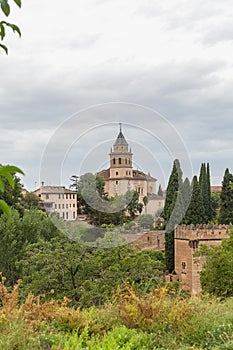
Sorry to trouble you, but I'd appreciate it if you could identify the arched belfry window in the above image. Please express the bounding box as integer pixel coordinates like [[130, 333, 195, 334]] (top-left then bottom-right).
[[113, 158, 116, 165], [119, 158, 121, 165]]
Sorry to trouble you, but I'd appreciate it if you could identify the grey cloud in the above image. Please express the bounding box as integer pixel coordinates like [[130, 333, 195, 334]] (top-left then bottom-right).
[[1, 57, 233, 188]]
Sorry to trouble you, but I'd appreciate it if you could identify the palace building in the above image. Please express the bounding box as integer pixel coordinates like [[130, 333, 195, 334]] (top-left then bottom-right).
[[97, 124, 165, 215]]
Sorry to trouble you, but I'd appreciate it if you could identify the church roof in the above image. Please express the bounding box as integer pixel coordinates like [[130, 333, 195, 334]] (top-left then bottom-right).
[[114, 124, 128, 146]]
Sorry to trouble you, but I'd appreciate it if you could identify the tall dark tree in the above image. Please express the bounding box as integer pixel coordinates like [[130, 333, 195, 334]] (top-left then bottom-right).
[[199, 163, 212, 222], [184, 176, 205, 225], [181, 177, 192, 216], [219, 168, 233, 224], [206, 163, 212, 220], [163, 159, 183, 273], [157, 184, 163, 197], [163, 159, 182, 223]]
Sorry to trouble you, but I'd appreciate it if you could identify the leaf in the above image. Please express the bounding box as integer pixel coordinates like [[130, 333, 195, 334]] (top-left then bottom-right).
[[1, 165, 24, 175], [0, 171, 14, 188], [0, 22, 5, 40], [0, 0, 10, 16], [0, 199, 11, 218], [4, 22, 21, 37], [13, 0, 21, 7], [0, 179, 4, 192], [0, 42, 8, 54]]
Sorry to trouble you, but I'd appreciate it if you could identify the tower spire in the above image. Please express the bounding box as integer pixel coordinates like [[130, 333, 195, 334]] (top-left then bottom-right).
[[119, 122, 122, 132]]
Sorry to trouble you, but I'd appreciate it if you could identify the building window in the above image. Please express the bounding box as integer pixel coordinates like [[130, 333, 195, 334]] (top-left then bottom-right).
[[182, 262, 186, 274], [119, 158, 121, 164], [116, 171, 118, 175], [73, 203, 76, 207], [66, 212, 68, 220], [73, 212, 76, 219], [58, 194, 60, 199], [66, 204, 68, 208], [116, 181, 118, 184], [46, 194, 49, 199], [62, 204, 64, 209], [125, 159, 127, 164], [58, 204, 61, 209], [62, 212, 65, 219], [157, 238, 160, 248], [54, 204, 57, 209], [113, 158, 116, 165]]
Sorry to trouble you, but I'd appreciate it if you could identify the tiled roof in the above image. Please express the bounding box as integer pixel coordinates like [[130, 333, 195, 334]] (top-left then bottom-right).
[[114, 131, 128, 146], [36, 186, 76, 194]]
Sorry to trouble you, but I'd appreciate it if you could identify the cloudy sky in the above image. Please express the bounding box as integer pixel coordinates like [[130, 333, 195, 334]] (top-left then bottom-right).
[[1, 0, 233, 190]]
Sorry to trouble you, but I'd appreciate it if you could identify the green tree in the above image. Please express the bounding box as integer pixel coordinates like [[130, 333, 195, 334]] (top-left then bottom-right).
[[157, 184, 163, 197], [200, 230, 233, 297], [181, 177, 192, 215], [219, 168, 233, 224], [125, 190, 142, 220], [0, 0, 21, 54], [210, 191, 220, 221], [163, 159, 183, 223], [21, 192, 42, 210], [78, 173, 126, 226], [199, 163, 212, 222], [183, 176, 205, 225], [163, 159, 183, 273], [19, 235, 165, 307], [138, 214, 154, 229], [0, 209, 60, 286]]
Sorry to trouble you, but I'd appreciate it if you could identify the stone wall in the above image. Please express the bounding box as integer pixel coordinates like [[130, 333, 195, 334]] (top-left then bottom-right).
[[124, 230, 165, 251], [174, 224, 232, 294]]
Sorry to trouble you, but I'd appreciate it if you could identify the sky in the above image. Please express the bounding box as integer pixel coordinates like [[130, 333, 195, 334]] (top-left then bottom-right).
[[1, 0, 233, 191]]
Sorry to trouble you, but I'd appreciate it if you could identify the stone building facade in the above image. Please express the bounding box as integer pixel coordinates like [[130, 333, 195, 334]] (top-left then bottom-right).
[[97, 125, 165, 215], [33, 184, 77, 221], [174, 224, 231, 295]]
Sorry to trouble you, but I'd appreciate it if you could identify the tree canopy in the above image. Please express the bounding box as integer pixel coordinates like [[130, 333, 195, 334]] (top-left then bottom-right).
[[200, 230, 233, 297]]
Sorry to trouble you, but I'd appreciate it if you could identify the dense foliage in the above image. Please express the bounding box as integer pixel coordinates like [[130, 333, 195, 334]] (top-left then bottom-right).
[[1, 277, 233, 349], [19, 235, 165, 308], [200, 230, 233, 297], [219, 168, 233, 224]]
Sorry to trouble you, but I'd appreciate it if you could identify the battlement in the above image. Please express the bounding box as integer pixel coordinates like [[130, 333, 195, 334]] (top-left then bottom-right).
[[175, 224, 232, 241]]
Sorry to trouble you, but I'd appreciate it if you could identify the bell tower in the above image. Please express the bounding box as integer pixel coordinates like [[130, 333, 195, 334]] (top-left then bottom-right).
[[109, 123, 133, 178]]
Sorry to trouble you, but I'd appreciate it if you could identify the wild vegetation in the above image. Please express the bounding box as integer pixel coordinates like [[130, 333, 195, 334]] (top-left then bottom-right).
[[1, 276, 233, 349]]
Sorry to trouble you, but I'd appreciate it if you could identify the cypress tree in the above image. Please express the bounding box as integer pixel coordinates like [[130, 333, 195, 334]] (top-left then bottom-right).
[[163, 159, 183, 272], [163, 159, 182, 222], [181, 177, 192, 222], [219, 168, 233, 224], [199, 163, 212, 223], [157, 184, 163, 197], [206, 163, 212, 220], [184, 176, 205, 225]]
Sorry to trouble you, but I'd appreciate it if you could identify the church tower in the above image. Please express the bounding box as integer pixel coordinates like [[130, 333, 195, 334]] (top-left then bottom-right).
[[109, 123, 133, 179]]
